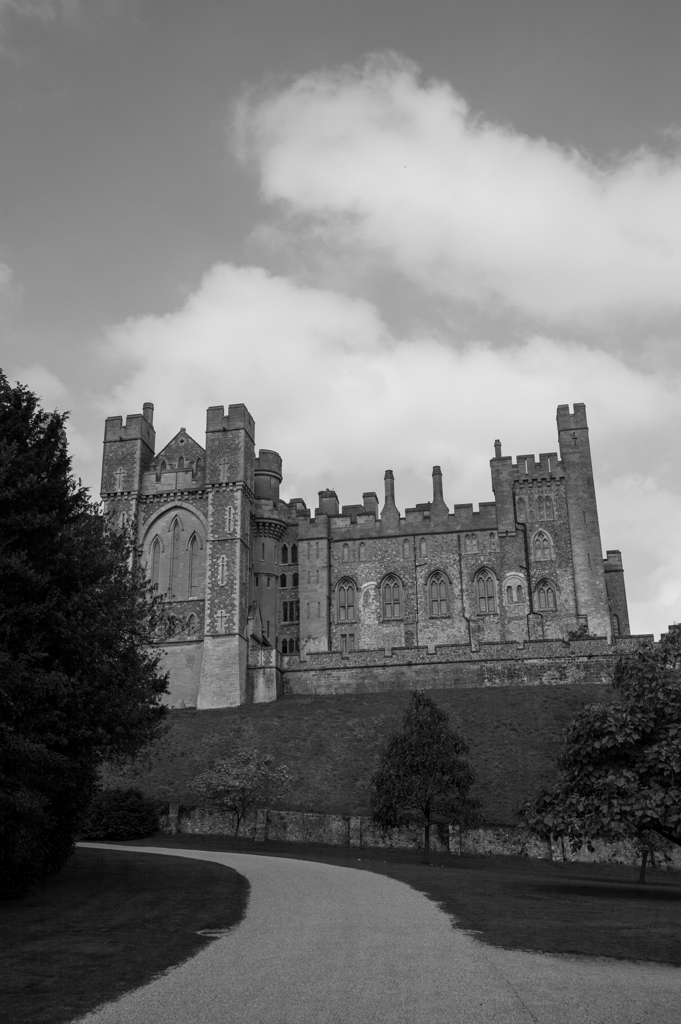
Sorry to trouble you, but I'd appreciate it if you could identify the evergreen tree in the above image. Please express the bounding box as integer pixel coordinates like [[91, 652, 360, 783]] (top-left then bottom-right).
[[371, 690, 480, 863], [0, 373, 168, 897]]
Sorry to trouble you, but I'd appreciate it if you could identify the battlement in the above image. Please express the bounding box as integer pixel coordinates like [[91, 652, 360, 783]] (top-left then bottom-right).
[[603, 550, 624, 571], [205, 403, 255, 440], [255, 450, 283, 480], [557, 402, 588, 432], [103, 408, 155, 449]]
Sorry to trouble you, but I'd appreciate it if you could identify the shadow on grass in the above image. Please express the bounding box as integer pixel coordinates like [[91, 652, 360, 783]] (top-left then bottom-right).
[[0, 846, 249, 1024], [127, 833, 681, 965]]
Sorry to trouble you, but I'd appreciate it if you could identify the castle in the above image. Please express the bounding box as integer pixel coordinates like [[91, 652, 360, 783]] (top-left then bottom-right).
[[101, 402, 637, 709]]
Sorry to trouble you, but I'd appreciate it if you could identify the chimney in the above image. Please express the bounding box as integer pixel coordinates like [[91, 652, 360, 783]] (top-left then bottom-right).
[[143, 402, 154, 426]]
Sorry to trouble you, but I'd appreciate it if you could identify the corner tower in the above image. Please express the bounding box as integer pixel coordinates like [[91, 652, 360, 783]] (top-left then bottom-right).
[[557, 403, 611, 638]]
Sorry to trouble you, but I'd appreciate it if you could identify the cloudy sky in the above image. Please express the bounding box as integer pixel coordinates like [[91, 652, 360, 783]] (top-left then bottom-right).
[[1, 0, 680, 636]]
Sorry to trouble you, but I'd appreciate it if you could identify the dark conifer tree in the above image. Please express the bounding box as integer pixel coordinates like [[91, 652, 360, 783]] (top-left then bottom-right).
[[0, 373, 168, 897]]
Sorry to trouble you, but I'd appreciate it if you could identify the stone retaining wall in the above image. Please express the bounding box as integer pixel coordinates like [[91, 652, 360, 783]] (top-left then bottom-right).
[[161, 804, 681, 869]]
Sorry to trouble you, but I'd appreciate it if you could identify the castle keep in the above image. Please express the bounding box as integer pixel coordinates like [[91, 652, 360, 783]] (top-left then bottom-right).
[[101, 402, 637, 708]]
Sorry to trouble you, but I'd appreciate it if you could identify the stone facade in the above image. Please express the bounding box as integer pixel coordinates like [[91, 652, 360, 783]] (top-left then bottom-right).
[[101, 401, 636, 708]]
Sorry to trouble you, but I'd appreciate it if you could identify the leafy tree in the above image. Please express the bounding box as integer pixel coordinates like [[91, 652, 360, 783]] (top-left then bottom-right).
[[191, 751, 294, 847], [520, 627, 681, 882], [370, 690, 481, 864], [79, 788, 160, 841], [0, 373, 168, 898]]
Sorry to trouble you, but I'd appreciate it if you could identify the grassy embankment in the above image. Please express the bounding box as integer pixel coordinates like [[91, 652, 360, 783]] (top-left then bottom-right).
[[0, 846, 248, 1024], [107, 685, 609, 822]]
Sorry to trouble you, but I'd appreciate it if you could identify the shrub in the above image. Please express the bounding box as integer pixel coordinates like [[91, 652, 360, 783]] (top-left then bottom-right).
[[79, 789, 159, 841]]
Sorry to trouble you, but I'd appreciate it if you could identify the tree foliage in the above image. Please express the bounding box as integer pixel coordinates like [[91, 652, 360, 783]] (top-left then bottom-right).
[[0, 373, 169, 897], [79, 788, 160, 841], [520, 627, 681, 880], [370, 690, 481, 863], [190, 751, 294, 846]]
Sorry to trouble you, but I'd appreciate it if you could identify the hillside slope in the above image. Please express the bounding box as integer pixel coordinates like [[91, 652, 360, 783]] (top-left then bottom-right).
[[107, 685, 611, 825]]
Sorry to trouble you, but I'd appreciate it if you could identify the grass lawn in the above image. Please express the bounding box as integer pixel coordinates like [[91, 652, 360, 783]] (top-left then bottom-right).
[[0, 846, 249, 1024], [130, 833, 681, 966]]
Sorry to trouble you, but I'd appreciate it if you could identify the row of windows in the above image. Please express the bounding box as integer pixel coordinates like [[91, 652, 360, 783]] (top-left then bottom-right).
[[150, 523, 202, 599], [280, 574, 299, 588], [335, 571, 558, 620], [282, 601, 300, 623], [464, 533, 498, 554], [517, 496, 554, 522], [280, 638, 300, 654], [281, 544, 298, 564]]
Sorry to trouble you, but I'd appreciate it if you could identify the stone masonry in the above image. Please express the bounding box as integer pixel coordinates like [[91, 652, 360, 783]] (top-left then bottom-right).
[[101, 402, 639, 708]]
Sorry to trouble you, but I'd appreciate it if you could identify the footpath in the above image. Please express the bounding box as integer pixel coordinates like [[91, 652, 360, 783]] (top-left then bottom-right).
[[76, 844, 680, 1024]]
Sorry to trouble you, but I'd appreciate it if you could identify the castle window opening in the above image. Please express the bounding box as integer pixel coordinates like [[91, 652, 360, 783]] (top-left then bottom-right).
[[465, 533, 478, 554], [267, 620, 270, 637], [315, 542, 319, 559], [517, 584, 524, 602], [382, 576, 402, 620], [283, 603, 288, 622], [533, 531, 551, 560], [338, 580, 355, 622], [267, 577, 270, 587], [291, 544, 298, 563], [342, 543, 349, 562], [419, 538, 427, 558], [316, 569, 319, 584], [115, 467, 124, 491], [280, 574, 287, 588], [170, 519, 182, 597], [292, 572, 299, 587], [255, 575, 259, 587], [341, 633, 356, 654], [307, 570, 310, 583], [613, 614, 620, 638], [295, 638, 300, 653], [307, 543, 311, 559], [226, 506, 234, 531], [306, 602, 310, 619], [261, 542, 265, 560], [476, 570, 497, 614], [282, 544, 288, 564], [219, 457, 228, 483], [188, 534, 199, 597], [177, 456, 185, 471], [516, 497, 526, 522], [536, 581, 557, 611], [150, 536, 161, 591], [218, 555, 228, 587], [317, 602, 320, 618], [359, 542, 366, 561], [403, 539, 410, 558], [281, 639, 288, 654], [489, 533, 498, 551], [429, 572, 448, 617]]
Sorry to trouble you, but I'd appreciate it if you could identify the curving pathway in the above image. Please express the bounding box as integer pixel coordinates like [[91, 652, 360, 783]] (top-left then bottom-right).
[[76, 844, 680, 1024]]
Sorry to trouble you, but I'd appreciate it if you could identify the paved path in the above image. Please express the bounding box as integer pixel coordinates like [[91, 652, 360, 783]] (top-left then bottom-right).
[[77, 844, 679, 1024]]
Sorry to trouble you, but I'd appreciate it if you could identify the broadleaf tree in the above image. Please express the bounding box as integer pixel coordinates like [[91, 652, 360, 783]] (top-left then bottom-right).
[[520, 627, 681, 882], [370, 690, 481, 863], [191, 751, 294, 846], [0, 373, 169, 898]]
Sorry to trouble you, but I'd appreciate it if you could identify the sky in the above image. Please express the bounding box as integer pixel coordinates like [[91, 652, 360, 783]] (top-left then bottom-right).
[[1, 0, 680, 637]]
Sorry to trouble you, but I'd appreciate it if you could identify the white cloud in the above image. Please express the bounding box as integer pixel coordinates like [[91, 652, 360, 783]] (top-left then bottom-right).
[[99, 262, 681, 636], [234, 54, 681, 326], [12, 362, 68, 405]]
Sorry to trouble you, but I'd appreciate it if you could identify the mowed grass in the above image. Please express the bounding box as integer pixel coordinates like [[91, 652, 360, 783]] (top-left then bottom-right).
[[131, 834, 681, 966], [105, 685, 610, 822], [0, 846, 249, 1024]]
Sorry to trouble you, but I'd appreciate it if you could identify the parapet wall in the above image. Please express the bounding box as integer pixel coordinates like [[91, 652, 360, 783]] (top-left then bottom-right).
[[282, 635, 651, 696]]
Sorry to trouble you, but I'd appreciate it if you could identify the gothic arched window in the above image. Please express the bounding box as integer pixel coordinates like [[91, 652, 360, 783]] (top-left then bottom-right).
[[382, 575, 402, 620], [226, 506, 234, 532], [280, 574, 287, 588], [291, 544, 298, 563], [419, 538, 427, 558], [537, 496, 545, 520], [281, 639, 288, 654], [517, 584, 524, 603], [489, 533, 498, 552], [177, 456, 185, 471], [533, 531, 551, 561], [150, 536, 161, 591], [429, 572, 448, 617], [545, 497, 554, 520], [476, 570, 497, 614], [292, 572, 299, 588], [281, 544, 289, 564], [188, 534, 199, 597], [169, 519, 182, 598], [536, 581, 557, 611], [516, 497, 526, 522], [465, 534, 478, 554], [342, 543, 349, 562], [338, 579, 356, 622], [359, 542, 366, 561], [612, 614, 620, 638]]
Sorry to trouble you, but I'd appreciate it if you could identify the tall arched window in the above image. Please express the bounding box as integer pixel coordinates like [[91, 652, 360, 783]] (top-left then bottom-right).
[[545, 497, 554, 520], [476, 570, 497, 614], [359, 542, 366, 561], [280, 574, 287, 588], [465, 534, 478, 554], [537, 496, 545, 520], [218, 554, 228, 587], [188, 534, 199, 597], [504, 576, 525, 604], [382, 576, 401, 619], [536, 581, 557, 610], [533, 531, 551, 560], [612, 614, 620, 638], [419, 538, 427, 558], [226, 506, 234, 532], [195, 457, 203, 474], [281, 544, 289, 564], [429, 572, 448, 617], [177, 456, 185, 471], [115, 467, 124, 491], [169, 519, 181, 597], [489, 533, 498, 551], [150, 536, 161, 591], [281, 639, 288, 654], [338, 579, 355, 622], [516, 497, 526, 522], [283, 603, 288, 622], [342, 543, 349, 562], [292, 572, 299, 587], [291, 544, 298, 563]]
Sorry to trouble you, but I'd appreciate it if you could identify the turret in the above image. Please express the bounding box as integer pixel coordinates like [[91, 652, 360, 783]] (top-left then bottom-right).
[[101, 403, 156, 496]]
